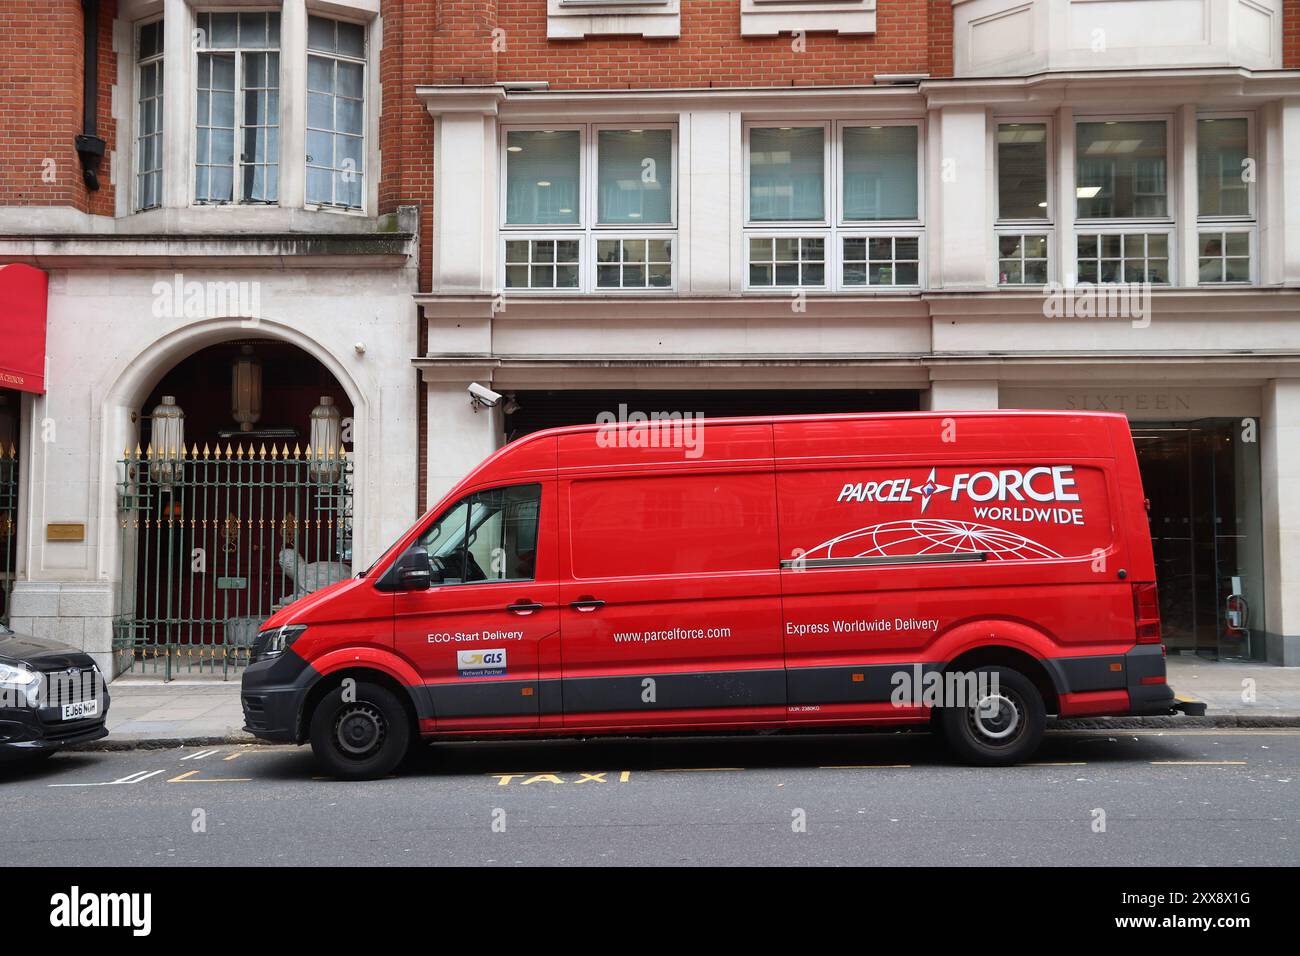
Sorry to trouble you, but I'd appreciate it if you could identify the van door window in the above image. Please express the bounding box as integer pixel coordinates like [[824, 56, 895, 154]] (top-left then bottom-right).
[[409, 484, 541, 585]]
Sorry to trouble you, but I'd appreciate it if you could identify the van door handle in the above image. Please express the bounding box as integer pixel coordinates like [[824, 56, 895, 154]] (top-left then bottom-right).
[[569, 598, 605, 612], [506, 601, 544, 615]]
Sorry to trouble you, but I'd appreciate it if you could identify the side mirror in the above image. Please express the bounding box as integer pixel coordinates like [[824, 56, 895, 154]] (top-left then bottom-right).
[[395, 548, 437, 591]]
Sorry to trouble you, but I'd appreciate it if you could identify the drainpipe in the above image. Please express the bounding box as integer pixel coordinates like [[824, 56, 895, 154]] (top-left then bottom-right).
[[75, 0, 106, 190]]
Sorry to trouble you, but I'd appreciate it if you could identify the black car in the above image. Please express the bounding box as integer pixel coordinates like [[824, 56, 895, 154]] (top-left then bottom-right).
[[0, 625, 110, 762]]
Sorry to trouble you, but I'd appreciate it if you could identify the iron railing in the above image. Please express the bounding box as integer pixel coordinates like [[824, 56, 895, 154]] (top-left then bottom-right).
[[114, 442, 353, 680]]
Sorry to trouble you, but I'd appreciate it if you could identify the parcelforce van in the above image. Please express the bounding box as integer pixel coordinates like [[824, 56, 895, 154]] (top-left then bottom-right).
[[241, 411, 1195, 779]]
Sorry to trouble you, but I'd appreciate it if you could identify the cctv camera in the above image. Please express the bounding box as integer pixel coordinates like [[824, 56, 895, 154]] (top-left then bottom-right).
[[468, 382, 502, 409]]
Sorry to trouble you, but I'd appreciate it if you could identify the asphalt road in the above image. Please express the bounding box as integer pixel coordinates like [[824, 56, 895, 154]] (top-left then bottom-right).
[[3, 729, 1297, 866]]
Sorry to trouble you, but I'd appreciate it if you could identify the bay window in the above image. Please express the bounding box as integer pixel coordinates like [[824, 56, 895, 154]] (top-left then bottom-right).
[[306, 15, 366, 209], [745, 121, 922, 291], [996, 122, 1051, 285], [194, 11, 280, 204], [1197, 116, 1254, 285], [1075, 119, 1172, 284], [501, 125, 677, 292], [135, 19, 164, 211], [129, 7, 372, 216]]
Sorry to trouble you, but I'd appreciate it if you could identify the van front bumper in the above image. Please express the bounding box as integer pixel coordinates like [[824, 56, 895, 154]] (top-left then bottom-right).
[[240, 652, 315, 744]]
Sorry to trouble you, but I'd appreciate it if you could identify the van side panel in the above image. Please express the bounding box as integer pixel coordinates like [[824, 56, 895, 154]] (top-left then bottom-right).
[[773, 415, 1134, 718], [556, 424, 787, 728]]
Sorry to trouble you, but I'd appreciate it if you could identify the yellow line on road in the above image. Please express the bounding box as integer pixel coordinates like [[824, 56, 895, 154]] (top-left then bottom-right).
[[167, 770, 253, 783]]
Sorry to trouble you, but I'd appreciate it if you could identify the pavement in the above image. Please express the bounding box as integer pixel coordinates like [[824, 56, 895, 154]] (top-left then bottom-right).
[[6, 728, 1299, 865], [95, 654, 1300, 750]]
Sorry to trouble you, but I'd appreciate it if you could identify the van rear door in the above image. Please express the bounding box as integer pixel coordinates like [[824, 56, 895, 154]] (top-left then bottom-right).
[[556, 423, 786, 729]]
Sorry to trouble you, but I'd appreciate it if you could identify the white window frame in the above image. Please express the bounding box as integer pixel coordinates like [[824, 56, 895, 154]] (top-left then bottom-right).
[[1196, 111, 1256, 287], [835, 119, 925, 227], [744, 120, 832, 228], [591, 123, 678, 231], [499, 123, 679, 294], [739, 0, 877, 38], [993, 116, 1054, 286], [133, 16, 166, 213], [547, 0, 680, 40], [746, 232, 831, 290], [1074, 227, 1176, 286], [743, 119, 925, 292], [837, 229, 924, 290], [190, 9, 283, 207], [304, 11, 369, 214], [1073, 113, 1178, 285], [502, 234, 586, 292]]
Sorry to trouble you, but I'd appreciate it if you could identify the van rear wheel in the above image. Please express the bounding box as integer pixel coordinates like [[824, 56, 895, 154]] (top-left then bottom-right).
[[939, 665, 1045, 766], [309, 680, 411, 781]]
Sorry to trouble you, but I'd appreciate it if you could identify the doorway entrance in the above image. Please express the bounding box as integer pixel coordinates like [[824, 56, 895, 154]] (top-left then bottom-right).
[[1131, 419, 1265, 661], [114, 340, 356, 679]]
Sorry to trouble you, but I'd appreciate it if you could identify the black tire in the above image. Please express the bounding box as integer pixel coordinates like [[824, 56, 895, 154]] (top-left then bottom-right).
[[939, 665, 1046, 766], [309, 680, 411, 780]]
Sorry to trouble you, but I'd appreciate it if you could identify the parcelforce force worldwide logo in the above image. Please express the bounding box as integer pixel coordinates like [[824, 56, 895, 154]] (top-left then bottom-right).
[[836, 466, 1080, 514]]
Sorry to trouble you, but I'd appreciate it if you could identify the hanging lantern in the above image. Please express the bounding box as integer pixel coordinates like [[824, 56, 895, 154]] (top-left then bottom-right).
[[149, 395, 185, 485], [231, 345, 262, 433], [308, 395, 343, 481]]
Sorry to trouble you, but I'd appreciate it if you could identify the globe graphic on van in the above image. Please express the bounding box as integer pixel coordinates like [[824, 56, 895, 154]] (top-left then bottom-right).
[[808, 519, 1063, 561]]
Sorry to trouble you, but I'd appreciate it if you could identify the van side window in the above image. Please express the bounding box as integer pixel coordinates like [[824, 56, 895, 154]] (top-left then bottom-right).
[[412, 484, 541, 585]]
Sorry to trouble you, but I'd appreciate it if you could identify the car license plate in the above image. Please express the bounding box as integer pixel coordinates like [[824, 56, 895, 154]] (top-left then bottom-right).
[[61, 699, 99, 721]]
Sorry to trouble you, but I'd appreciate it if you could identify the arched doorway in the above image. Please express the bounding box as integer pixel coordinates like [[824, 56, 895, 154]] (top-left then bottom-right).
[[115, 339, 355, 679]]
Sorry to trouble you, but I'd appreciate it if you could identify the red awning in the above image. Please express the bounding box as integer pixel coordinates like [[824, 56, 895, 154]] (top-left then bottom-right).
[[0, 263, 48, 394]]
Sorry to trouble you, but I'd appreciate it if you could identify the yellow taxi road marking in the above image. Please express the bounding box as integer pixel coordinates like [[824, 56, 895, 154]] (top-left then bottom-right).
[[167, 770, 253, 783], [1175, 695, 1200, 702], [1150, 760, 1248, 766], [491, 771, 632, 786]]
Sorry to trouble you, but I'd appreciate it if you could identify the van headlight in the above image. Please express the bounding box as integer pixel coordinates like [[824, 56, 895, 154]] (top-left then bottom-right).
[[252, 625, 308, 663]]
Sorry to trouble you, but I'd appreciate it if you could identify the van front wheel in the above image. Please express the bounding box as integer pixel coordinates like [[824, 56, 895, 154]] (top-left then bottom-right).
[[309, 681, 411, 780], [939, 666, 1045, 766]]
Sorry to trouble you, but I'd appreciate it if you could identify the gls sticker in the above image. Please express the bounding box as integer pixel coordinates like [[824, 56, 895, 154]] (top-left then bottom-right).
[[837, 466, 1080, 514], [458, 648, 507, 677]]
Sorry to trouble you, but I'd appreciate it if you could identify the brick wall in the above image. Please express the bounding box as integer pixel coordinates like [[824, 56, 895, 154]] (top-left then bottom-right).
[[425, 0, 949, 88], [0, 0, 116, 214], [1286, 0, 1300, 70]]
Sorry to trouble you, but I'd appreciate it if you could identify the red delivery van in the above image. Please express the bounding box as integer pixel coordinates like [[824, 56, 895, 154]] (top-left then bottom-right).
[[241, 411, 1194, 779]]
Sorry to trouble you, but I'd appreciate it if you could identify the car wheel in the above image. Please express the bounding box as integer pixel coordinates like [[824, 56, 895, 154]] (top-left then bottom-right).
[[939, 665, 1046, 766], [309, 680, 411, 781]]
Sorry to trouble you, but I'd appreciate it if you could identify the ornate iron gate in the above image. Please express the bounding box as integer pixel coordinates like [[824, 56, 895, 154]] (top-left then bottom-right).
[[0, 443, 17, 626], [114, 442, 353, 680]]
